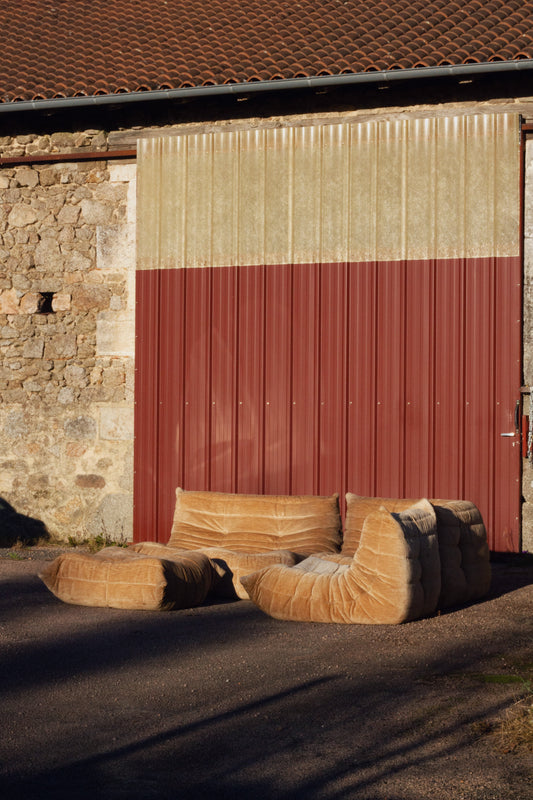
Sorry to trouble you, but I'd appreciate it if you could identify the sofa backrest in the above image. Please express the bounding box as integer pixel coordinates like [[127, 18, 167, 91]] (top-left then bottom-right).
[[344, 494, 491, 608], [168, 488, 342, 556]]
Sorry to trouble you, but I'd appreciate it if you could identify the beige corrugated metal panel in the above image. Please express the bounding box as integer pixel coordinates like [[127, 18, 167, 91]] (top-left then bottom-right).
[[136, 112, 520, 270]]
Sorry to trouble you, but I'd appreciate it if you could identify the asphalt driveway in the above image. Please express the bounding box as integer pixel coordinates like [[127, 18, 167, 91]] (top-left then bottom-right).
[[0, 550, 532, 800]]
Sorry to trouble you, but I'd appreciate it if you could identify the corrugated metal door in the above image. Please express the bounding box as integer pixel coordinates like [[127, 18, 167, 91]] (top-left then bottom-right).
[[135, 113, 522, 551]]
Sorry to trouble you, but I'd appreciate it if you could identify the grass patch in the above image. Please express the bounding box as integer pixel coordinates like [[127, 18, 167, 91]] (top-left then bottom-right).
[[493, 694, 533, 754], [469, 673, 528, 685], [67, 533, 130, 553], [468, 672, 533, 754]]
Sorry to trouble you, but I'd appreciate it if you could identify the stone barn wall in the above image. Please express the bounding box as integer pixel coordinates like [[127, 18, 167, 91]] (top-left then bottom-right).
[[521, 134, 533, 555], [0, 132, 135, 542]]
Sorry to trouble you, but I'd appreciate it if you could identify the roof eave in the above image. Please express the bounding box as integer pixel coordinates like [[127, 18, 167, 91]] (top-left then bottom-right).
[[1, 59, 533, 115]]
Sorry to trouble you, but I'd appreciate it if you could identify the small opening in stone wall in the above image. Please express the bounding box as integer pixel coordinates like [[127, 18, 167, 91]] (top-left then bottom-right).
[[37, 292, 55, 314]]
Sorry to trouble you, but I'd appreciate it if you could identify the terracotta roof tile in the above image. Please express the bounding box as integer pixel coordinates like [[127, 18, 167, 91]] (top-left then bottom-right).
[[1, 0, 532, 105]]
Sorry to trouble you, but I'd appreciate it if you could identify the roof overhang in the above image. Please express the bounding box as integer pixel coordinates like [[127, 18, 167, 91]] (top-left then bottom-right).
[[2, 59, 533, 116]]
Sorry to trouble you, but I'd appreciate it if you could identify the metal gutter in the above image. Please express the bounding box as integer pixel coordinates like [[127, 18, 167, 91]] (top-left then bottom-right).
[[1, 59, 532, 116]]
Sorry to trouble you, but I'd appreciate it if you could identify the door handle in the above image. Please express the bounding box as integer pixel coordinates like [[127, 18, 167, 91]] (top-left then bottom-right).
[[501, 432, 516, 437]]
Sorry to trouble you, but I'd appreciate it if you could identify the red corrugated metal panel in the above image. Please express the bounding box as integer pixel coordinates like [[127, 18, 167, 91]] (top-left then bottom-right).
[[210, 267, 238, 491], [264, 265, 292, 493], [404, 258, 435, 496], [319, 262, 349, 498], [375, 260, 406, 497], [133, 269, 161, 539], [432, 258, 465, 499], [134, 256, 521, 549], [346, 260, 378, 497], [158, 267, 186, 533], [236, 265, 265, 494], [291, 263, 320, 494]]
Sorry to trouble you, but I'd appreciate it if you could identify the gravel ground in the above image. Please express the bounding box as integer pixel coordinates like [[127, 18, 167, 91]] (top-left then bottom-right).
[[0, 547, 532, 800]]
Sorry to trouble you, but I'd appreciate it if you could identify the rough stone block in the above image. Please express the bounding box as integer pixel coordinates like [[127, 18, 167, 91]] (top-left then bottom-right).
[[109, 295, 123, 310], [22, 380, 42, 392], [0, 459, 27, 472], [80, 199, 114, 226], [58, 387, 75, 405], [64, 365, 87, 386], [4, 188, 21, 203], [50, 132, 76, 149], [64, 249, 92, 272], [526, 239, 533, 278], [44, 333, 77, 359], [96, 224, 135, 273], [57, 204, 81, 225], [34, 238, 63, 271], [3, 410, 30, 437], [99, 406, 134, 441], [12, 274, 31, 292], [64, 415, 97, 440], [8, 203, 38, 227], [16, 169, 39, 188], [52, 293, 71, 312], [0, 289, 19, 314], [108, 163, 136, 183], [19, 293, 40, 314], [86, 492, 133, 540], [38, 167, 59, 187], [65, 441, 87, 457], [118, 445, 134, 492], [94, 182, 127, 206], [71, 284, 110, 311], [75, 474, 106, 489], [22, 337, 44, 358], [51, 495, 85, 529], [96, 311, 134, 357]]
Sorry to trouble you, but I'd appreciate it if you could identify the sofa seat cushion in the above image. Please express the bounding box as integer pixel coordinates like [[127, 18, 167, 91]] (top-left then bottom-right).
[[344, 494, 490, 608], [168, 488, 342, 556], [241, 499, 440, 624], [132, 541, 301, 600], [39, 547, 215, 611], [203, 548, 302, 599]]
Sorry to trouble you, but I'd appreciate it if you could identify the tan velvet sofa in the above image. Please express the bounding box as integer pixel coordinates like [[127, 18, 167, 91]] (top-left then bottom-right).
[[40, 489, 491, 623]]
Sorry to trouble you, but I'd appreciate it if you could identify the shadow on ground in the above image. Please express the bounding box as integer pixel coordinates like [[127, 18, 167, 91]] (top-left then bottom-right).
[[487, 552, 533, 598]]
